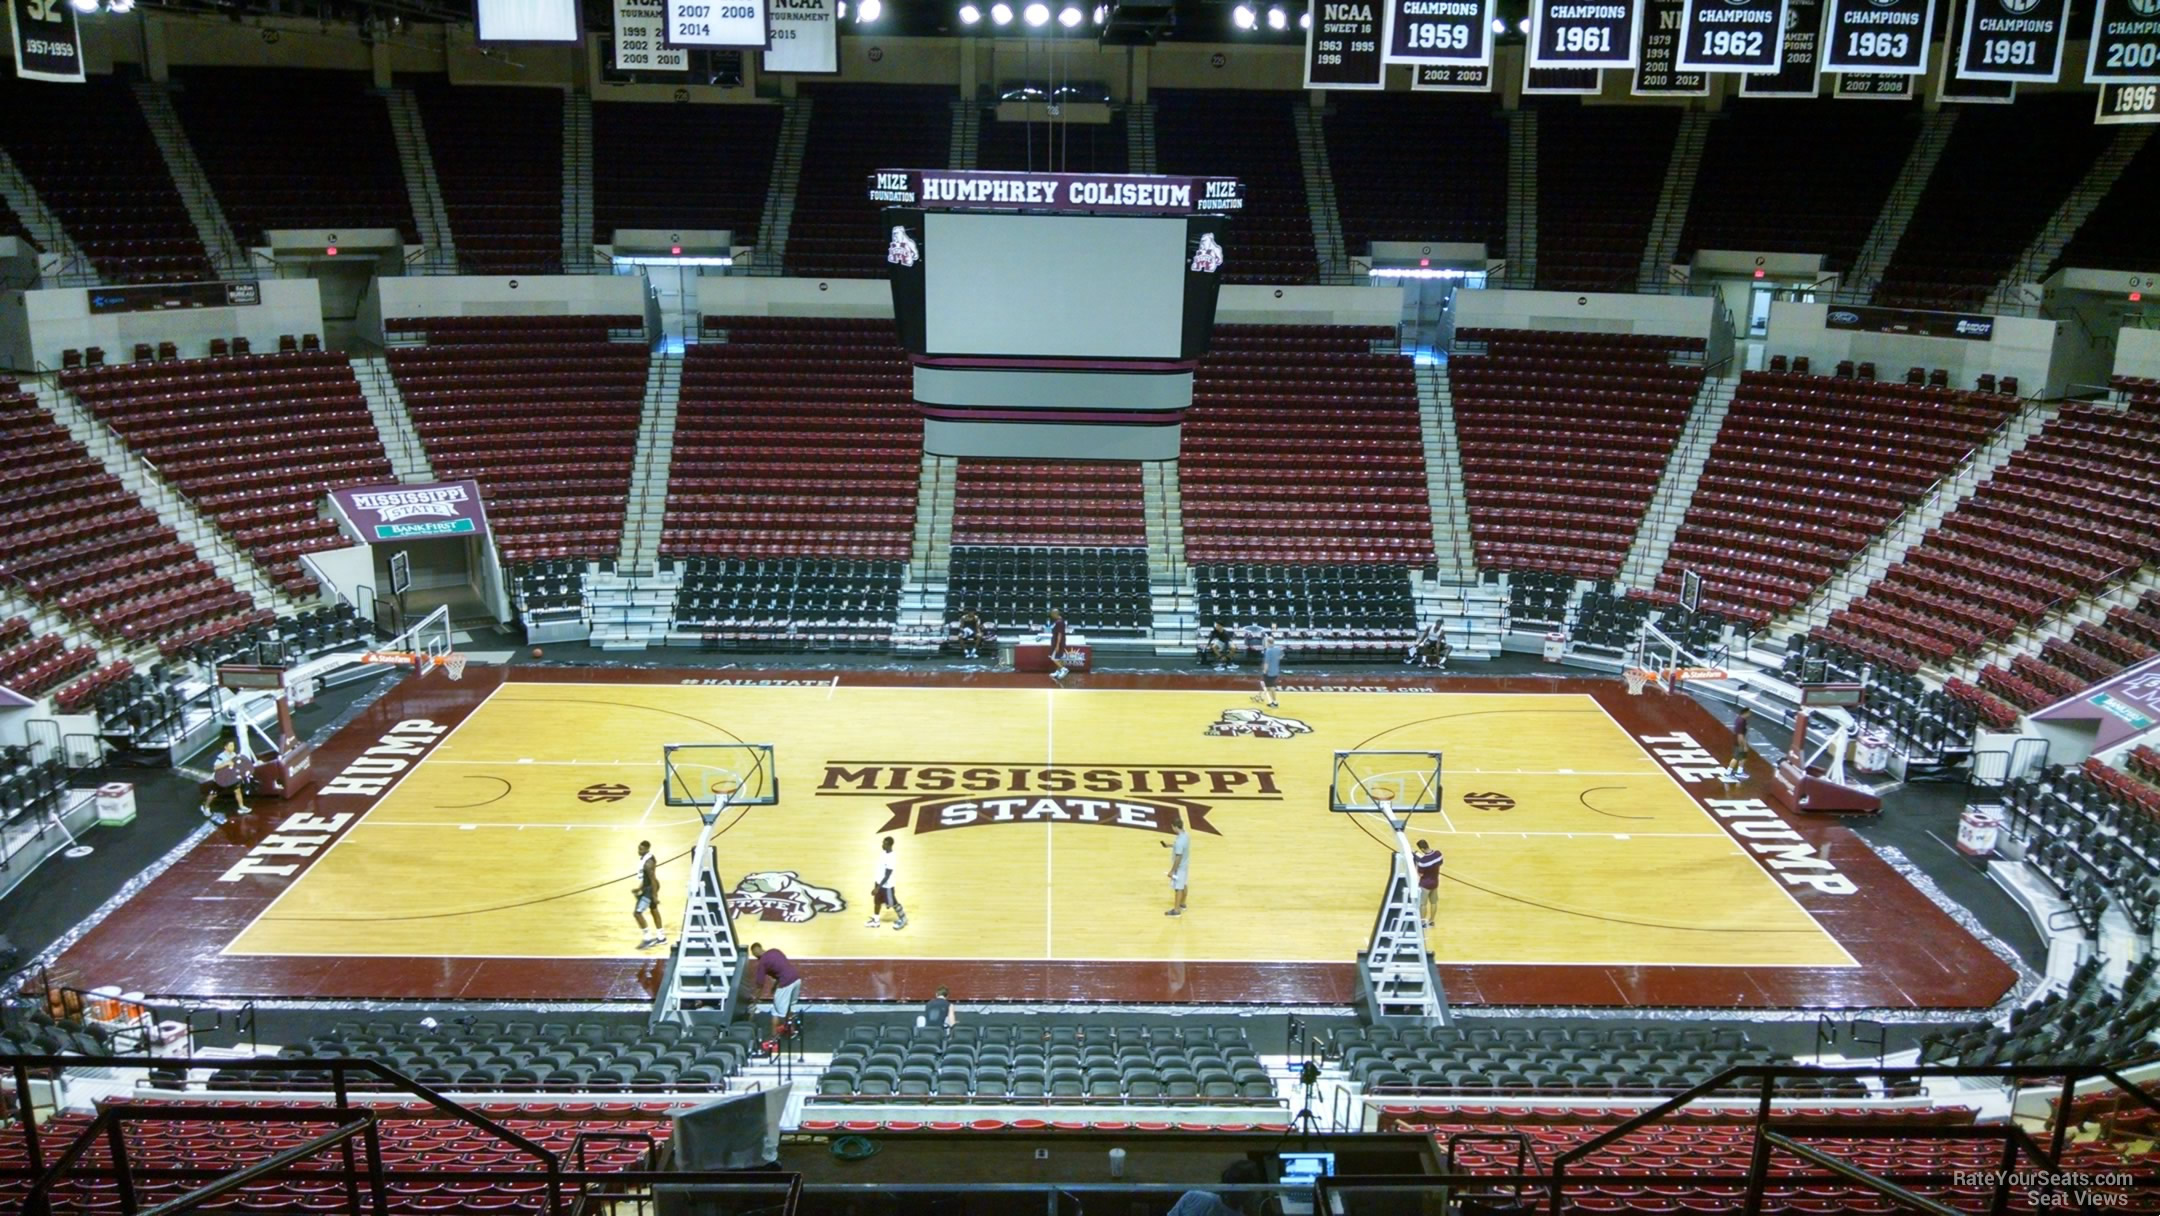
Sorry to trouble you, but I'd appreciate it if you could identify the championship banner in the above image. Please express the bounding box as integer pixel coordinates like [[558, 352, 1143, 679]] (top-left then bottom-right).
[[2098, 81, 2160, 123], [614, 0, 689, 71], [1305, 0, 1388, 87], [662, 0, 771, 48], [2086, 0, 2160, 84], [1525, 62, 1606, 90], [1956, 0, 2072, 82], [1387, 0, 1494, 65], [1742, 0, 1823, 94], [1413, 61, 1495, 87], [1635, 0, 1712, 93], [1939, 2, 2018, 101], [1530, 0, 1642, 68], [328, 480, 493, 542], [762, 0, 836, 73], [1677, 0, 1788, 72], [1824, 304, 1994, 338], [1835, 70, 1915, 95], [8, 0, 85, 83], [1821, 0, 1931, 73]]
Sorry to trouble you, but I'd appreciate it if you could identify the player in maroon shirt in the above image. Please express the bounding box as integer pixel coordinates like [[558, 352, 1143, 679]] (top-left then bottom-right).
[[748, 942, 802, 1040]]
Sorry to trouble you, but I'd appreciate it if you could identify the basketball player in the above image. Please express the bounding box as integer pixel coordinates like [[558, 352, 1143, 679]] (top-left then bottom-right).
[[633, 840, 664, 948], [749, 942, 802, 1041], [1413, 839, 1445, 929], [1162, 811, 1190, 916], [866, 835, 908, 930], [1048, 609, 1072, 681], [1727, 706, 1752, 782], [1252, 633, 1284, 708]]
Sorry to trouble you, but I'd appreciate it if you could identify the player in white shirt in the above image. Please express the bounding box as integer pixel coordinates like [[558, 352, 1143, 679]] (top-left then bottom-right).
[[867, 835, 908, 930]]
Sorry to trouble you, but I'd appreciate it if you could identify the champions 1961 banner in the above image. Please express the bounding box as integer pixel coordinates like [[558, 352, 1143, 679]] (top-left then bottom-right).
[[328, 481, 493, 543], [1530, 0, 1643, 69]]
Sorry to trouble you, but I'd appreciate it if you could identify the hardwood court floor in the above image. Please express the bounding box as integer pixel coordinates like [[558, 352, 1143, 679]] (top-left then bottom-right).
[[56, 667, 2017, 1008], [223, 682, 1852, 974]]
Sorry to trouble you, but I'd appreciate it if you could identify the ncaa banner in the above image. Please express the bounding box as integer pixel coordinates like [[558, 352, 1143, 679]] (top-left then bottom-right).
[[8, 0, 85, 83], [1305, 1, 1388, 88], [1635, 0, 1713, 92], [1742, 0, 1824, 94], [1387, 0, 1494, 65], [615, 0, 689, 71], [2097, 81, 2160, 123], [1530, 0, 1642, 68], [1956, 0, 2072, 81], [762, 0, 836, 73], [1677, 0, 1788, 72], [1835, 70, 1915, 95], [1821, 0, 1931, 73], [2087, 0, 2160, 84], [1413, 61, 1496, 88], [663, 0, 771, 47]]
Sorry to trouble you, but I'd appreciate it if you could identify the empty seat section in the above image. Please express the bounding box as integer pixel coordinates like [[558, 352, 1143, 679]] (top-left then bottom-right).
[[1193, 564, 1416, 657], [1875, 94, 2111, 310], [1181, 325, 1430, 566], [1677, 99, 1917, 273], [1153, 90, 1315, 285], [593, 100, 782, 244], [952, 460, 1145, 548], [0, 376, 262, 654], [1450, 329, 1702, 580], [0, 626, 97, 698], [385, 317, 647, 564], [664, 316, 920, 560], [947, 547, 1152, 636], [977, 113, 1129, 173], [674, 556, 904, 650], [0, 74, 215, 284], [1324, 94, 1507, 261], [1819, 391, 2160, 672], [1534, 101, 1677, 292], [787, 85, 952, 279], [1977, 585, 2160, 712], [62, 351, 392, 595], [1653, 372, 2017, 624], [170, 68, 417, 245], [409, 80, 563, 274], [2053, 131, 2160, 276]]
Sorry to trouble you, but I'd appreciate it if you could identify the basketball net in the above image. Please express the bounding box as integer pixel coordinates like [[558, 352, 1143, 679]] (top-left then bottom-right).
[[1625, 668, 1651, 696], [359, 650, 469, 681]]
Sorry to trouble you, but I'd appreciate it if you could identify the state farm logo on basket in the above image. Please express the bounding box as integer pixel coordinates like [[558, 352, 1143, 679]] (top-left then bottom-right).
[[886, 226, 920, 268], [727, 871, 847, 923]]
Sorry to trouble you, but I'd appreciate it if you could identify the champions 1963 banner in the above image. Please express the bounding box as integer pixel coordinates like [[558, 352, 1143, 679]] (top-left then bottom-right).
[[328, 481, 493, 543]]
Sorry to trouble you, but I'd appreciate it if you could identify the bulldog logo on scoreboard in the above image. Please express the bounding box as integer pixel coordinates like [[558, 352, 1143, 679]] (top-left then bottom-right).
[[886, 226, 920, 267], [1190, 232, 1225, 274]]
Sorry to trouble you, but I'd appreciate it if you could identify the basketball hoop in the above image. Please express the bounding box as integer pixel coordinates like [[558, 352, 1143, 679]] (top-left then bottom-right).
[[1624, 668, 1651, 696], [444, 652, 467, 681]]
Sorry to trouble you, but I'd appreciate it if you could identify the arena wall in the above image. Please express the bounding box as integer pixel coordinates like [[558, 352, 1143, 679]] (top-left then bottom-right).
[[0, 280, 325, 372], [1767, 300, 2065, 397]]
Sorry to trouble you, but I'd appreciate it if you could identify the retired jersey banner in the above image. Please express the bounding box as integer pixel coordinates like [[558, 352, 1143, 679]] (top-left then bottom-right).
[[2087, 0, 2160, 84], [614, 0, 689, 71], [1835, 70, 1916, 94], [1821, 0, 1931, 73], [2097, 81, 2160, 123], [762, 0, 835, 72], [1413, 60, 1496, 88], [1677, 0, 1788, 72], [1742, 0, 1824, 93], [1635, 0, 1713, 92], [1530, 0, 1642, 68], [1387, 0, 1495, 64], [1305, 0, 1388, 87], [1956, 0, 2072, 81], [8, 0, 85, 83]]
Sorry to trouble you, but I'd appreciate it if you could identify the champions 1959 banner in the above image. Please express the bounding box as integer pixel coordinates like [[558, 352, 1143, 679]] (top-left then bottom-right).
[[1306, 0, 1497, 88]]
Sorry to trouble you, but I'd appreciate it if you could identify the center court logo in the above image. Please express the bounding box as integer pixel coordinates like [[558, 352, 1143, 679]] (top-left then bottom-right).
[[820, 762, 1281, 838], [727, 872, 847, 923], [1203, 708, 1311, 738]]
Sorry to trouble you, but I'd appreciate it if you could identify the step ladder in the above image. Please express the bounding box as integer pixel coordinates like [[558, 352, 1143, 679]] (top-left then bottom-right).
[[655, 803, 746, 1026]]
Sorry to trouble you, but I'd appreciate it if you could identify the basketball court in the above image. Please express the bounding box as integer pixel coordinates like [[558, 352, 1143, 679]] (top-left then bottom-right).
[[56, 667, 2017, 1010]]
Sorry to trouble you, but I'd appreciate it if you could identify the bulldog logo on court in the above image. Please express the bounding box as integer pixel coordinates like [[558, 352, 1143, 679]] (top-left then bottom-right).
[[727, 871, 847, 923], [1204, 708, 1311, 739], [886, 226, 920, 267]]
